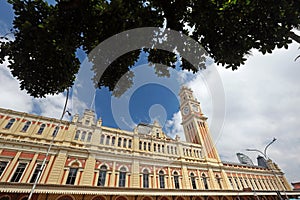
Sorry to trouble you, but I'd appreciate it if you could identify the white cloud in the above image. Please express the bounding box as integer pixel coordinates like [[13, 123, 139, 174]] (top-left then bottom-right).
[[182, 42, 300, 183]]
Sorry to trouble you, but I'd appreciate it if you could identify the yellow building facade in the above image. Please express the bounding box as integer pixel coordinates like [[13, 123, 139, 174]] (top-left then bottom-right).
[[0, 87, 298, 200]]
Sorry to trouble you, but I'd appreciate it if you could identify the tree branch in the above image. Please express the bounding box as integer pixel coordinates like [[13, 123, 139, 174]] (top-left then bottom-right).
[[288, 31, 300, 44]]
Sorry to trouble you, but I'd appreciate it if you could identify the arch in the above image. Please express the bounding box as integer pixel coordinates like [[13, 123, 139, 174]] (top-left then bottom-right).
[[4, 118, 15, 129], [56, 195, 75, 200], [158, 197, 171, 200], [0, 195, 11, 200], [119, 166, 128, 172], [68, 160, 82, 168], [141, 197, 153, 200], [19, 196, 29, 200], [115, 196, 128, 200], [92, 196, 107, 200], [193, 197, 205, 200], [175, 197, 185, 200]]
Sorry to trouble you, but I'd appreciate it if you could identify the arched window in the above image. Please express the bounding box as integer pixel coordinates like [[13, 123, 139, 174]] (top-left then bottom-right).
[[74, 130, 80, 140], [143, 142, 146, 150], [119, 167, 127, 187], [216, 175, 222, 189], [57, 196, 74, 200], [190, 173, 197, 189], [202, 173, 209, 189], [148, 143, 151, 151], [174, 171, 180, 189], [52, 126, 59, 137], [66, 164, 78, 185], [106, 135, 110, 145], [158, 144, 161, 152], [87, 132, 92, 142], [162, 145, 164, 153], [97, 165, 107, 186], [143, 169, 149, 188], [112, 136, 116, 146], [37, 124, 45, 135], [159, 170, 165, 188], [21, 121, 31, 132], [100, 135, 105, 144], [118, 138, 122, 147], [154, 144, 156, 152], [5, 118, 15, 129], [0, 196, 10, 200], [139, 141, 142, 150], [128, 139, 132, 148], [80, 131, 86, 141], [123, 138, 127, 148]]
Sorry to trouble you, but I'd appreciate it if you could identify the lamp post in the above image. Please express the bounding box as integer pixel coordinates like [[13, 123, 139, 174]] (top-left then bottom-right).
[[246, 138, 287, 200], [28, 90, 71, 200]]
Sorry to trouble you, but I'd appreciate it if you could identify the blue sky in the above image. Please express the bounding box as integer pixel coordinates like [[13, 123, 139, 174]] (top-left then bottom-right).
[[1, 0, 300, 183]]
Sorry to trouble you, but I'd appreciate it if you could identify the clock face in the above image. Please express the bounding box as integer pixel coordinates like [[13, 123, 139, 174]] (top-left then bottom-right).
[[183, 106, 189, 115], [192, 104, 199, 112]]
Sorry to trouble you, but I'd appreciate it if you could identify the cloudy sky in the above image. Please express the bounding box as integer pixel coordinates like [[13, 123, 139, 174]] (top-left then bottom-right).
[[1, 1, 300, 183]]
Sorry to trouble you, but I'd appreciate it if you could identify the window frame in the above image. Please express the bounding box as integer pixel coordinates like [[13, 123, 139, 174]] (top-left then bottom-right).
[[10, 162, 27, 182]]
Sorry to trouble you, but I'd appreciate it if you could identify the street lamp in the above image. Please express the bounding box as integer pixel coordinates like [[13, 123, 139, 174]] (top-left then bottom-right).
[[28, 90, 71, 200], [246, 137, 277, 160], [246, 138, 287, 200]]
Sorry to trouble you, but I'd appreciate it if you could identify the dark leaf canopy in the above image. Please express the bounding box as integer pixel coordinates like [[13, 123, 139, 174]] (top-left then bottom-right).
[[1, 0, 299, 97]]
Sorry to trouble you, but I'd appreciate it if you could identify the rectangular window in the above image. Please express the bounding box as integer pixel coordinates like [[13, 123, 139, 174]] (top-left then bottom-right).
[[0, 161, 8, 177], [66, 168, 78, 185], [30, 164, 42, 183], [11, 163, 27, 182], [128, 139, 132, 148]]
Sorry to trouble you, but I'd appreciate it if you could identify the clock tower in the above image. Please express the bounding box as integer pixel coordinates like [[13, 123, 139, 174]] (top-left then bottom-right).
[[179, 86, 220, 162]]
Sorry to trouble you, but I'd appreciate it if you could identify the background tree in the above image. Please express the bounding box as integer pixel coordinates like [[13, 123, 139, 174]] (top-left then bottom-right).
[[1, 0, 299, 97]]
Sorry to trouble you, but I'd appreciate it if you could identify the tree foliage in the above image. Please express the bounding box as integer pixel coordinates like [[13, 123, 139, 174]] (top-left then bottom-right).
[[1, 0, 300, 97]]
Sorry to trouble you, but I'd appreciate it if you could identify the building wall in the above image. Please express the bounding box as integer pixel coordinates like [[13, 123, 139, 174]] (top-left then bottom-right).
[[0, 107, 291, 193]]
